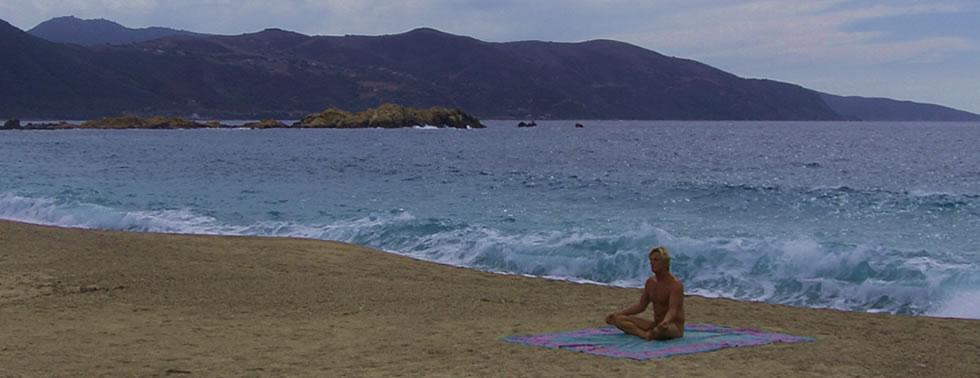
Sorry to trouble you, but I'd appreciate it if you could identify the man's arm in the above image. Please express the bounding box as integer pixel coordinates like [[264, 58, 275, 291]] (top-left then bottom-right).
[[615, 290, 650, 316], [606, 280, 652, 324]]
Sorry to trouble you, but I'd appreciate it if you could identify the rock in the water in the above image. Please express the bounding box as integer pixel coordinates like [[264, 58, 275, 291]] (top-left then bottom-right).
[[17, 105, 485, 130], [1, 119, 20, 129], [241, 120, 287, 129], [80, 115, 206, 129], [293, 103, 484, 129]]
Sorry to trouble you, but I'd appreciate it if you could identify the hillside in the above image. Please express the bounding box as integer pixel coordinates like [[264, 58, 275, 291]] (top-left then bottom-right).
[[27, 16, 207, 46], [820, 93, 980, 122], [3, 17, 978, 121], [0, 19, 166, 118]]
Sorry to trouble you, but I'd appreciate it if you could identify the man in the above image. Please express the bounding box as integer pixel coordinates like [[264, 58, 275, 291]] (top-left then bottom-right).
[[605, 246, 685, 340]]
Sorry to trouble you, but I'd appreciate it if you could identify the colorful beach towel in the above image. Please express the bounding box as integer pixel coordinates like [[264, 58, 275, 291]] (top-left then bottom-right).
[[502, 324, 815, 360]]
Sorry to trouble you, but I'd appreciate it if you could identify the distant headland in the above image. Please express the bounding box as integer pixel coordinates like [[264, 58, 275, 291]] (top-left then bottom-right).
[[0, 104, 485, 130], [3, 16, 979, 121]]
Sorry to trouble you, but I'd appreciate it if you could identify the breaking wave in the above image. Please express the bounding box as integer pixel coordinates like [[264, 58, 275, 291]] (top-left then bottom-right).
[[2, 193, 976, 319]]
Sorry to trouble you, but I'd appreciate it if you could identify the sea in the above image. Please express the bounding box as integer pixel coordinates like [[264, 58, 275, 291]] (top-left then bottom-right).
[[1, 120, 978, 319]]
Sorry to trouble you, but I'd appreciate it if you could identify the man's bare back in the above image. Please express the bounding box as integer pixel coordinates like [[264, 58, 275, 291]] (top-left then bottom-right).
[[605, 247, 684, 340]]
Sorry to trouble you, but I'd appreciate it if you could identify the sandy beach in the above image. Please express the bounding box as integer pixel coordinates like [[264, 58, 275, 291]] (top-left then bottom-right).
[[1, 219, 977, 376]]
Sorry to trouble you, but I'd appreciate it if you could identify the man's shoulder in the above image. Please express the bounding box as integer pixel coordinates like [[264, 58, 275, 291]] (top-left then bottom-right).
[[643, 275, 657, 288], [669, 274, 685, 292], [655, 273, 683, 288]]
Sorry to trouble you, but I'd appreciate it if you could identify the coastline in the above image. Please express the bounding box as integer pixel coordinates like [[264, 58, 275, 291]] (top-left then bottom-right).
[[1, 220, 977, 376]]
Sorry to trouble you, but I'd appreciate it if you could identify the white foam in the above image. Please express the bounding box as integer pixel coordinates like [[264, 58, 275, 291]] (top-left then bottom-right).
[[4, 192, 976, 318], [908, 189, 959, 198], [929, 288, 980, 319], [779, 237, 825, 270], [0, 193, 240, 235]]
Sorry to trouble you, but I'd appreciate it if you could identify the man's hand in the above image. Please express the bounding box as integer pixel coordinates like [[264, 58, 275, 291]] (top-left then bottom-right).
[[605, 312, 617, 325]]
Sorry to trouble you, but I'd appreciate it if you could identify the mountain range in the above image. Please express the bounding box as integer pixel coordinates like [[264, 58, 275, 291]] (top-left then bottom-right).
[[3, 16, 978, 121], [27, 16, 207, 46]]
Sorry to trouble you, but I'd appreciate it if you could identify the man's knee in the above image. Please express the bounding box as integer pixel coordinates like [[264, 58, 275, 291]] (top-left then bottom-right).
[[612, 315, 632, 326], [651, 324, 682, 340], [610, 315, 635, 333]]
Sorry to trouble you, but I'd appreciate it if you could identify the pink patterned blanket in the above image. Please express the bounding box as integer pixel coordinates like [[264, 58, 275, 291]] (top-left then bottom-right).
[[502, 324, 815, 360]]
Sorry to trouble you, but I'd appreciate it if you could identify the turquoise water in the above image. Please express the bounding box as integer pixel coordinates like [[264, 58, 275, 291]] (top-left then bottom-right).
[[1, 120, 978, 318]]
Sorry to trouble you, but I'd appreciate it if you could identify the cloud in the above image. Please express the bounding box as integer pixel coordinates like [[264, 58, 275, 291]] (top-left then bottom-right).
[[616, 0, 978, 66], [26, 0, 155, 15]]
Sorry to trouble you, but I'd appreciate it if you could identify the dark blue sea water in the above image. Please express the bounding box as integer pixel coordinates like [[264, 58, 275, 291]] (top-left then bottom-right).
[[2, 120, 978, 319]]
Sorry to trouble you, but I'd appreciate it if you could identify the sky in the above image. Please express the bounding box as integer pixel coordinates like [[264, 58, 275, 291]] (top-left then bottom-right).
[[2, 0, 979, 114]]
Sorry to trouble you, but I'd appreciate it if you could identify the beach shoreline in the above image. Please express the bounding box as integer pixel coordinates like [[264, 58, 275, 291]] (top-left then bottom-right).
[[1, 219, 977, 376]]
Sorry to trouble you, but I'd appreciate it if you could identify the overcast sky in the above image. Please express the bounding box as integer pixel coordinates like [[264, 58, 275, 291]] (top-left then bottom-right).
[[3, 0, 979, 114]]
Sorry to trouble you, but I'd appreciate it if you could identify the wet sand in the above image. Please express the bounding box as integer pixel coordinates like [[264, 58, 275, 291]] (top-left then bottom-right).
[[1, 220, 977, 376]]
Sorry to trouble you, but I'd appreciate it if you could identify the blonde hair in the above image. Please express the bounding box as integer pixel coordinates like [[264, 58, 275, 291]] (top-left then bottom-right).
[[648, 246, 671, 269]]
